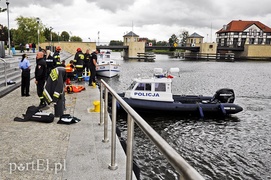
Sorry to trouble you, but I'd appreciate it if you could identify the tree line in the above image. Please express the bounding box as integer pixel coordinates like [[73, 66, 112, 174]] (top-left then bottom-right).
[[0, 15, 189, 49], [0, 16, 82, 47]]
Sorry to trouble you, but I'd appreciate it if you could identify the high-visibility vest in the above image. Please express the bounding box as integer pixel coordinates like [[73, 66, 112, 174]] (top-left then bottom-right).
[[65, 64, 73, 73]]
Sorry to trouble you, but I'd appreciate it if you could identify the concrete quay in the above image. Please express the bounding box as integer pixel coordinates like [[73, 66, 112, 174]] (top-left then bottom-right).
[[0, 53, 132, 179]]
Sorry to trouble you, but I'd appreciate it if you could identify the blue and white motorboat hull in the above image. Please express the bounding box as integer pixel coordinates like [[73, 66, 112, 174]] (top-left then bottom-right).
[[120, 97, 242, 117]]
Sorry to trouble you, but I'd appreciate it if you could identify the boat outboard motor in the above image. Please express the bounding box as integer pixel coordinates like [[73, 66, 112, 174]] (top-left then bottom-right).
[[212, 88, 235, 103]]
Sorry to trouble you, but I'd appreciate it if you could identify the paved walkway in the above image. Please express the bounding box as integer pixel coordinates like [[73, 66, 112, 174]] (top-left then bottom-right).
[[0, 55, 130, 179]]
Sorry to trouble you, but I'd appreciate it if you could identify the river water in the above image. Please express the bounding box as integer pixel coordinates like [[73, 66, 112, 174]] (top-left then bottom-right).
[[99, 52, 271, 180]]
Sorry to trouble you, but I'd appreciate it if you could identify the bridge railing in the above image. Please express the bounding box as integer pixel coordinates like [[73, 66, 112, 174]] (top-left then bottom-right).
[[99, 79, 205, 180]]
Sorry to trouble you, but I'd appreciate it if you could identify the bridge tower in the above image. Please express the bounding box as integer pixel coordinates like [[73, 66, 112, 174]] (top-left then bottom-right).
[[123, 31, 145, 59]]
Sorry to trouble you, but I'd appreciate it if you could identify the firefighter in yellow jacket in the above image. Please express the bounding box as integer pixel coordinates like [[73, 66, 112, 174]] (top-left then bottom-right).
[[43, 66, 66, 104], [73, 48, 84, 82], [53, 46, 62, 67]]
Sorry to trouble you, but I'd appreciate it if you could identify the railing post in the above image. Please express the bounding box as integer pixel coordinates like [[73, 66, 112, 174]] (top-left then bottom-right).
[[126, 114, 134, 180], [99, 82, 104, 125], [108, 96, 118, 170], [0, 58, 7, 86], [102, 88, 109, 143]]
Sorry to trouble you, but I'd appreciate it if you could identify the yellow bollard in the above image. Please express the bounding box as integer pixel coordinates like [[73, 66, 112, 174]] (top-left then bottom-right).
[[92, 100, 100, 112], [92, 82, 96, 88]]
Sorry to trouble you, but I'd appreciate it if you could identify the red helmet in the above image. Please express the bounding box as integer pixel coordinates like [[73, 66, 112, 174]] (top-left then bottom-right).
[[77, 48, 82, 52], [56, 46, 62, 51]]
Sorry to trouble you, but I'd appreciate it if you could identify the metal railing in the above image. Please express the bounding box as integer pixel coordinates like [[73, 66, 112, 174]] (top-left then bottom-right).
[[0, 58, 7, 86], [99, 79, 205, 180]]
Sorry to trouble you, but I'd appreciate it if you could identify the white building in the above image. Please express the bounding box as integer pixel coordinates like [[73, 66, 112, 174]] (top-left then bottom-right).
[[216, 20, 271, 47]]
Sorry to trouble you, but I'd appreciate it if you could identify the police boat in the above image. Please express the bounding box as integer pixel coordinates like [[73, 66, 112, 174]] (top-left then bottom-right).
[[117, 68, 243, 117]]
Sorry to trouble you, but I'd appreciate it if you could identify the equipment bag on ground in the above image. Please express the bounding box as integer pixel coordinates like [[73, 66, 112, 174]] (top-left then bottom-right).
[[14, 105, 54, 123]]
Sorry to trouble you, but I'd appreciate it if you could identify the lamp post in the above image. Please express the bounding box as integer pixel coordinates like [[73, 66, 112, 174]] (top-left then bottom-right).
[[98, 31, 100, 46], [36, 17, 40, 51], [50, 26, 53, 51], [6, 0, 11, 56]]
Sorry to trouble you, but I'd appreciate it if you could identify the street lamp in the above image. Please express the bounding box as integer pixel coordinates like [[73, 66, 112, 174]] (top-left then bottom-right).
[[50, 26, 53, 51], [6, 0, 11, 56], [36, 17, 40, 51], [88, 37, 91, 42], [98, 31, 100, 46]]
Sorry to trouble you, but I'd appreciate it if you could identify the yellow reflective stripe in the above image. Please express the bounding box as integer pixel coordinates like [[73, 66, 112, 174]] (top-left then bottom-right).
[[53, 92, 60, 98], [75, 65, 83, 68], [43, 89, 53, 103], [50, 68, 59, 81]]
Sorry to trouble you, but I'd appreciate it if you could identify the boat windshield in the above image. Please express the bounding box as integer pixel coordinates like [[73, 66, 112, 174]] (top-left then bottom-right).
[[135, 83, 151, 91], [127, 81, 137, 90]]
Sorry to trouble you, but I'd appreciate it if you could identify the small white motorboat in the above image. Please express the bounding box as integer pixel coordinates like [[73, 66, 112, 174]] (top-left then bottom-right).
[[96, 50, 120, 78]]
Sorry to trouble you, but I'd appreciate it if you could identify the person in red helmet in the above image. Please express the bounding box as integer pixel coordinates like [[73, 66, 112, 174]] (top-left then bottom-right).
[[53, 46, 62, 67], [73, 48, 84, 82]]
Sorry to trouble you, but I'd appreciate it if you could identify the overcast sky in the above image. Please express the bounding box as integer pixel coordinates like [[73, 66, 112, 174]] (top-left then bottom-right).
[[1, 0, 271, 43]]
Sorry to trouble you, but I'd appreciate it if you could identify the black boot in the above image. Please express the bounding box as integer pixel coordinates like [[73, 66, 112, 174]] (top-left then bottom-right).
[[38, 100, 47, 109]]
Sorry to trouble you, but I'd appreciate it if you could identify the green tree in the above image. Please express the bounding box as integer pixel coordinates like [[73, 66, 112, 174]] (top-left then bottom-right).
[[14, 16, 45, 45], [148, 39, 157, 46], [179, 30, 189, 46], [109, 40, 123, 46], [0, 24, 8, 42], [0, 7, 7, 13], [70, 36, 82, 42], [168, 34, 179, 51], [168, 34, 179, 46], [61, 31, 70, 41], [156, 41, 167, 46], [43, 27, 52, 42], [52, 32, 59, 42]]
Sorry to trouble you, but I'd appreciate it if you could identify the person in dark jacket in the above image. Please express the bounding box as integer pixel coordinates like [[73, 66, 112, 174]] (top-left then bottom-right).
[[73, 48, 84, 82], [32, 42, 36, 53], [43, 66, 66, 104], [84, 49, 91, 76], [19, 54, 31, 96], [53, 46, 62, 67], [45, 49, 56, 79], [89, 49, 99, 86], [35, 51, 47, 109]]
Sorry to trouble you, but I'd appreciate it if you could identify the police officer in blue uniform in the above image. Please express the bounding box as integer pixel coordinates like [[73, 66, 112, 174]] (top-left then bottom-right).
[[19, 54, 31, 96]]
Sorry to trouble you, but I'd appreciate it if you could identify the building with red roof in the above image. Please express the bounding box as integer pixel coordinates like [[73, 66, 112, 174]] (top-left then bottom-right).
[[216, 20, 271, 47]]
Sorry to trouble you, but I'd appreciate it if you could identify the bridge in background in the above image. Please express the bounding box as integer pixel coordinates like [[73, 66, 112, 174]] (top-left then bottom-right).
[[96, 45, 200, 52]]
